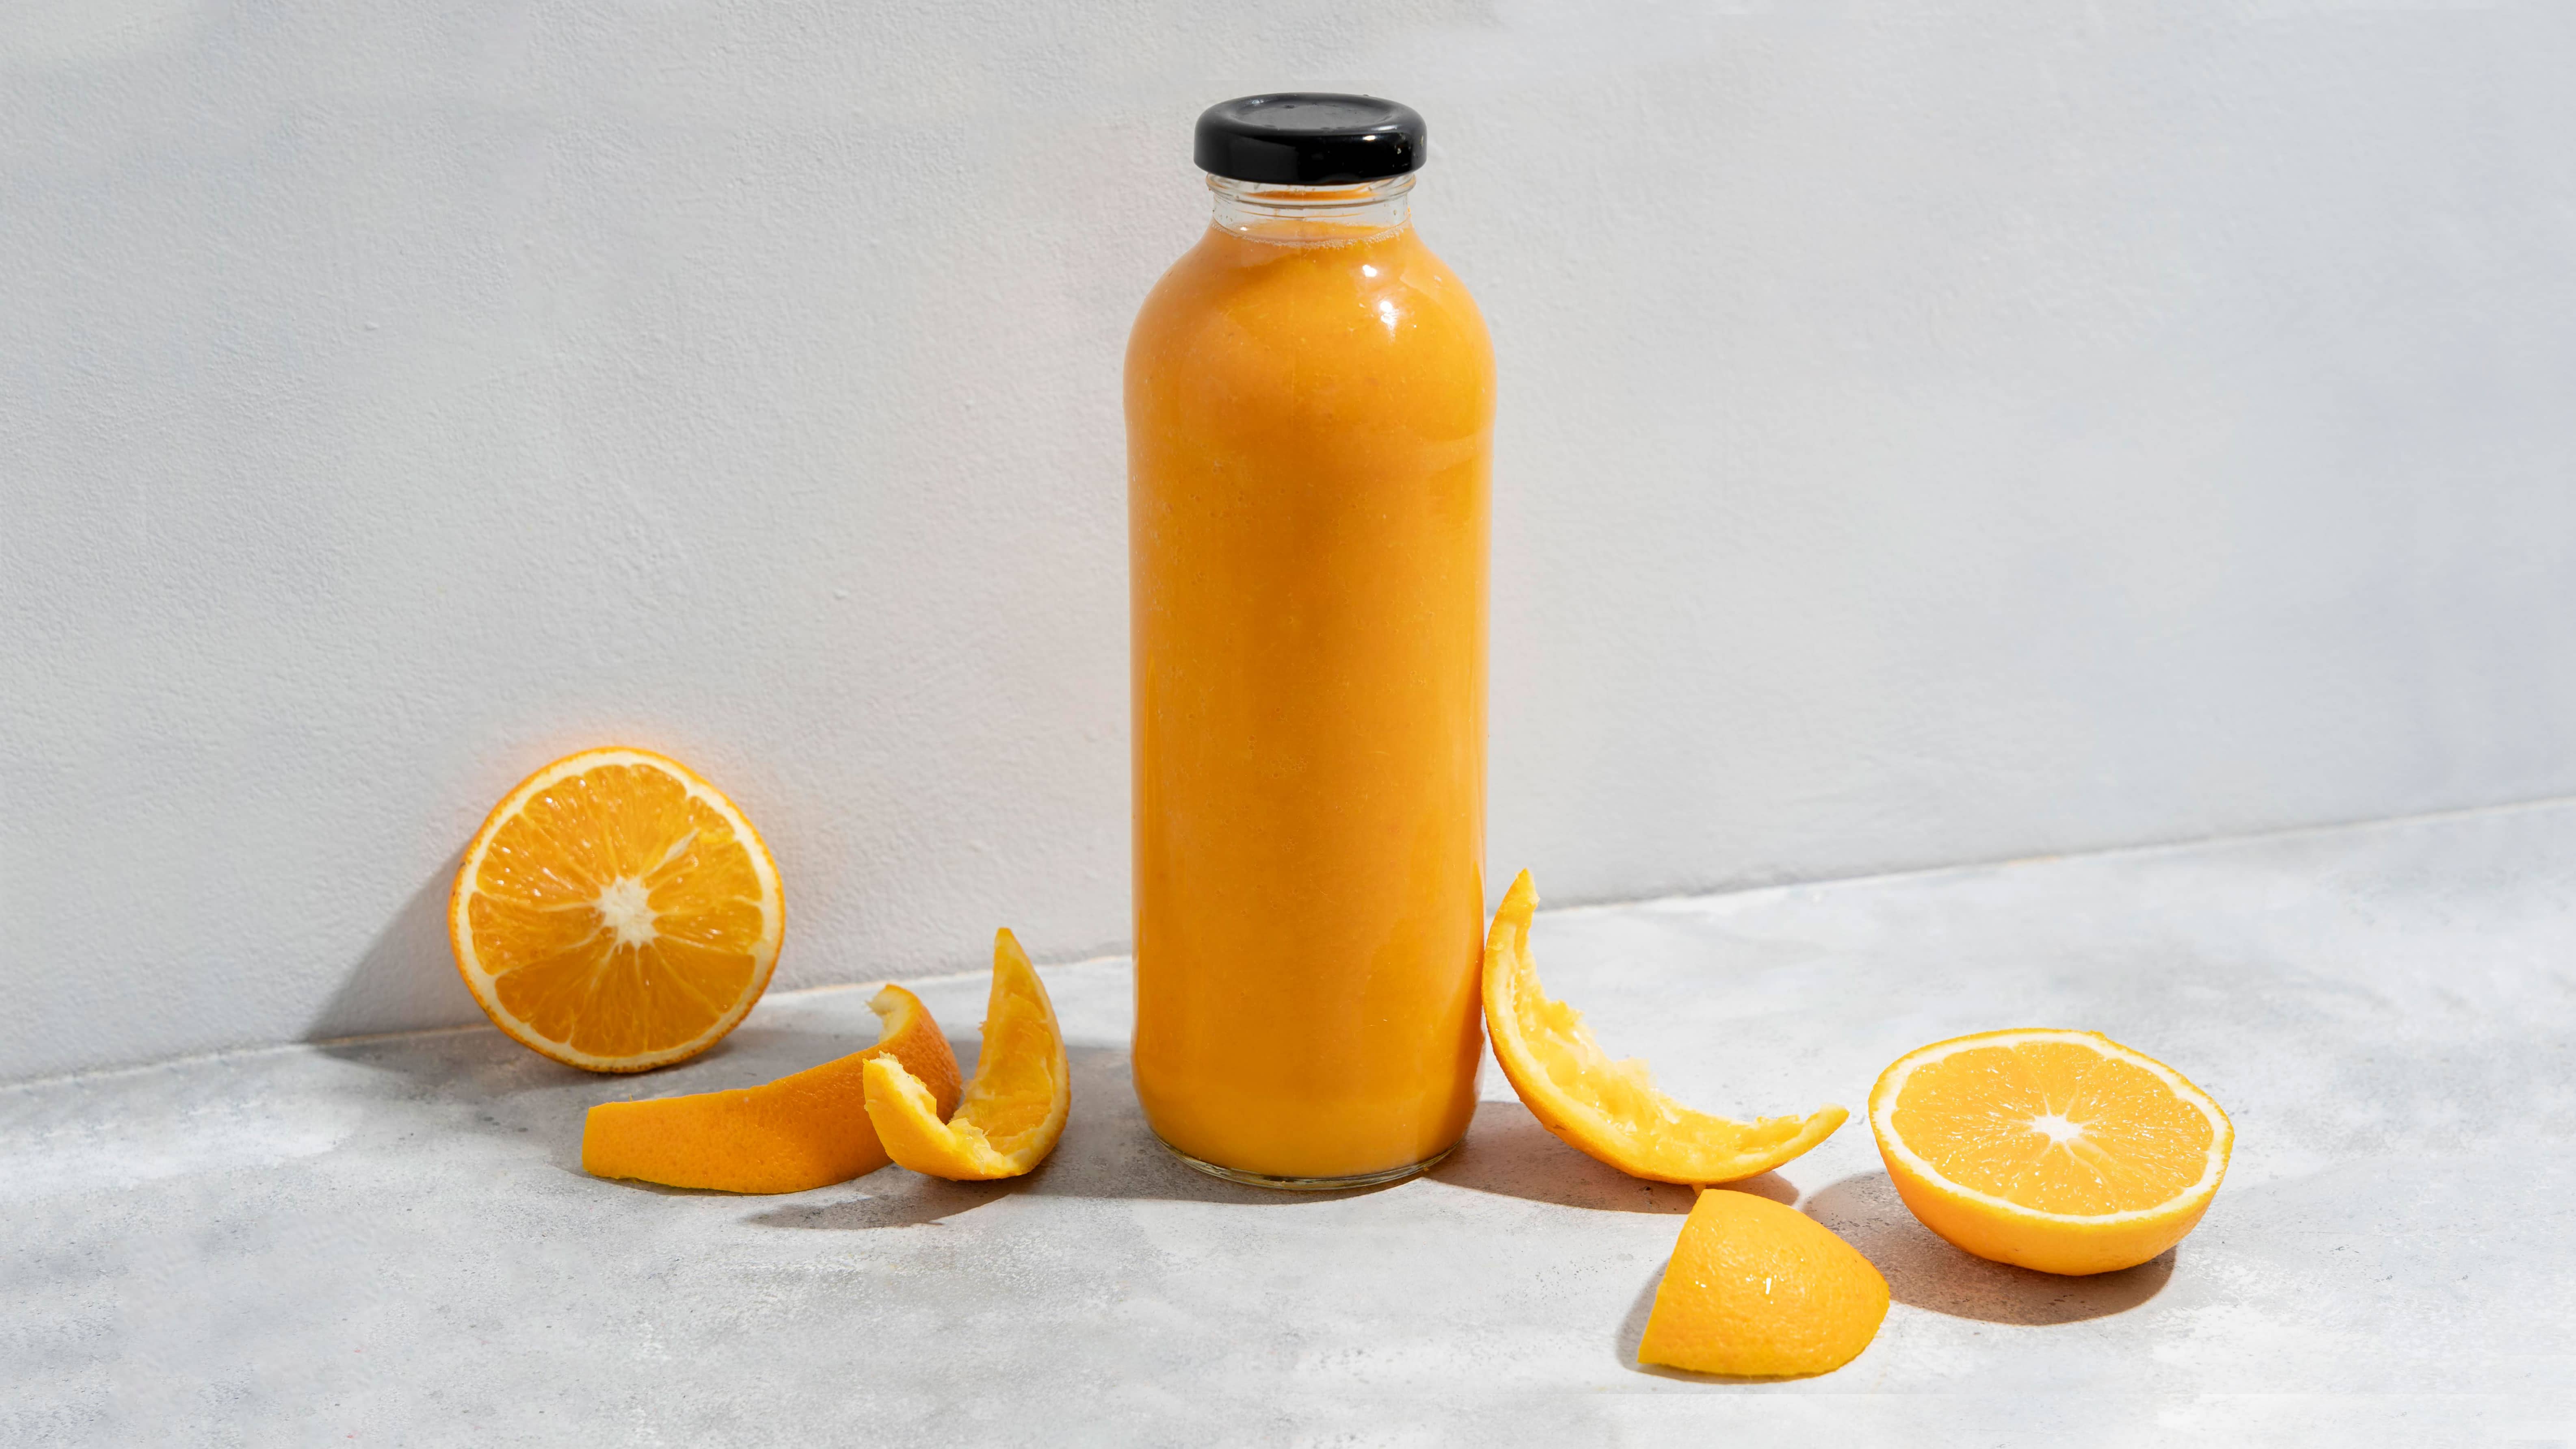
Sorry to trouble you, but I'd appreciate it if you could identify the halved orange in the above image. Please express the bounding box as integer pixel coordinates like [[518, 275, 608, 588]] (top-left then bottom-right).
[[1484, 871, 1844, 1184], [450, 746, 784, 1073], [863, 929, 1069, 1180], [1869, 1028, 2234, 1275], [580, 984, 962, 1193]]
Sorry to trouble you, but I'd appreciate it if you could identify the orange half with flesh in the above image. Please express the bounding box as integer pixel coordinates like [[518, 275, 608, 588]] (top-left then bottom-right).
[[1869, 1028, 2232, 1275], [450, 746, 783, 1073]]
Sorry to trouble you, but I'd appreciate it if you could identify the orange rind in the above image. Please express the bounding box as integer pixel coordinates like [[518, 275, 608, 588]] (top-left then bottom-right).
[[1639, 1188, 1890, 1378], [580, 984, 962, 1193], [864, 929, 1070, 1181], [1483, 871, 1843, 1184]]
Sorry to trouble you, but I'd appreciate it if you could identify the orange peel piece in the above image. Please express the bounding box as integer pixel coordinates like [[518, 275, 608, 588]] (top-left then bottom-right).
[[863, 929, 1069, 1181], [1639, 1188, 1889, 1377], [580, 984, 962, 1193], [1483, 870, 1845, 1184]]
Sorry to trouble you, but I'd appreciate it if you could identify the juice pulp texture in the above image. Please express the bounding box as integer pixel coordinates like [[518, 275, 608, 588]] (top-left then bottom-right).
[[1126, 212, 1495, 1180]]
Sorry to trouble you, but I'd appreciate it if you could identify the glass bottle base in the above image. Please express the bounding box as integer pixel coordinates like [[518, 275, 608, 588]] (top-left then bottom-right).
[[1157, 1136, 1456, 1192]]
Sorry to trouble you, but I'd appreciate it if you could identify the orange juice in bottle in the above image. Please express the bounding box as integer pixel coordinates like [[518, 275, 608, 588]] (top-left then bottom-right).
[[1127, 95, 1494, 1187]]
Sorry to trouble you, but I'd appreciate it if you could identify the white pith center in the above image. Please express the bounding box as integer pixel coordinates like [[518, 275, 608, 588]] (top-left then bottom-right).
[[2029, 1112, 2086, 1146], [595, 877, 658, 948]]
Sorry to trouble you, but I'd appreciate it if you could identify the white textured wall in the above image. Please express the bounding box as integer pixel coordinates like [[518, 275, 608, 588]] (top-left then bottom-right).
[[6, 1, 2573, 1081]]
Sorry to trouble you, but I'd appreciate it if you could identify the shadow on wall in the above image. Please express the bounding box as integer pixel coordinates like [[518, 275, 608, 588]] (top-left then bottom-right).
[[305, 851, 485, 1042], [1804, 1170, 2174, 1324]]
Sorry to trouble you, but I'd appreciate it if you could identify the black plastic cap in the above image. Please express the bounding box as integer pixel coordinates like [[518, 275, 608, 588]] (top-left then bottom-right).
[[1193, 94, 1427, 184]]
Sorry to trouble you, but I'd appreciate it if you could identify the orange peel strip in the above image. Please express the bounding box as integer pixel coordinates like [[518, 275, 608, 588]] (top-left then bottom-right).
[[1484, 870, 1845, 1185], [580, 984, 962, 1193], [864, 929, 1070, 1181]]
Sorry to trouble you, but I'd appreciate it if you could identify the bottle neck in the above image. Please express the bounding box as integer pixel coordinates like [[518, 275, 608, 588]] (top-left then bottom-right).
[[1207, 174, 1414, 245]]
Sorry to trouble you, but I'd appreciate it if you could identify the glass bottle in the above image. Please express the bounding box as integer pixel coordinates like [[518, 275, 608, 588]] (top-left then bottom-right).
[[1126, 95, 1495, 1188]]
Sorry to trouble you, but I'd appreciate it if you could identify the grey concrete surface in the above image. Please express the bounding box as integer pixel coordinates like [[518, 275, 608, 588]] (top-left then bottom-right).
[[7, 803, 2574, 1445]]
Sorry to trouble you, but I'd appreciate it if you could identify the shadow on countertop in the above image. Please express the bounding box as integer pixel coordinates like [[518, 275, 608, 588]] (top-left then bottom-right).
[[745, 1045, 1402, 1229], [748, 1176, 1017, 1229], [1431, 1099, 1795, 1214], [1804, 1170, 2174, 1324], [746, 1056, 1820, 1231], [311, 1009, 887, 1173]]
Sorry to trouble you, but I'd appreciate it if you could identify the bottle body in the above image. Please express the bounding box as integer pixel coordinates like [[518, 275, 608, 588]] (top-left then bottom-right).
[[1126, 180, 1495, 1182]]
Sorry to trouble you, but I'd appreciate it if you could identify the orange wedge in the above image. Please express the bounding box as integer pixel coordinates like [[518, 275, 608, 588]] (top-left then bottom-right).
[[863, 929, 1069, 1180], [580, 984, 963, 1193], [1639, 1188, 1890, 1378], [1483, 871, 1844, 1184], [1869, 1028, 2234, 1275], [450, 746, 784, 1073]]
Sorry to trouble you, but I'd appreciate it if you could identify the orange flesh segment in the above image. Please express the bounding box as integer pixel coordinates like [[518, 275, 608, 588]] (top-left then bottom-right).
[[580, 985, 963, 1194], [1484, 871, 1844, 1184], [864, 929, 1070, 1181], [1890, 1040, 2216, 1216]]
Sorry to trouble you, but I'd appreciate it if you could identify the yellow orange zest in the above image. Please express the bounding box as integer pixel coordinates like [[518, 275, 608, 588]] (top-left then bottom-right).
[[1869, 1028, 2233, 1276], [864, 929, 1070, 1181], [1483, 871, 1844, 1184], [580, 984, 962, 1194], [1639, 1188, 1890, 1378], [450, 746, 784, 1073]]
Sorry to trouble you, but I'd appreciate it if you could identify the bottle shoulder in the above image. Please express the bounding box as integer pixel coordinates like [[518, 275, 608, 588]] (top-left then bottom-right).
[[1127, 225, 1493, 387], [1126, 225, 1493, 446]]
